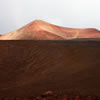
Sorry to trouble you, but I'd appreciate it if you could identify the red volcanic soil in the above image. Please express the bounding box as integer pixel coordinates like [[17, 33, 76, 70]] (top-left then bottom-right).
[[0, 20, 100, 40], [0, 41, 100, 97]]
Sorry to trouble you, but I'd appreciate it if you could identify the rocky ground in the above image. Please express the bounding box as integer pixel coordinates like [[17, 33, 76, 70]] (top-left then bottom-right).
[[2, 91, 100, 100]]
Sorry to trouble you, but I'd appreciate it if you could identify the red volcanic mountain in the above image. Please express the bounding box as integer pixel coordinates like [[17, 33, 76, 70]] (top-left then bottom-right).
[[0, 20, 100, 97], [0, 20, 100, 40]]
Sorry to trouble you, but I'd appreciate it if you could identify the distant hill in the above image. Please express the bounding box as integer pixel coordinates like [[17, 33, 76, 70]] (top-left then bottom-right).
[[0, 20, 100, 40]]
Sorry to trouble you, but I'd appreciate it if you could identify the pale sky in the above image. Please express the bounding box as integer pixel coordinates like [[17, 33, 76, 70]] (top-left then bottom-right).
[[0, 0, 100, 34]]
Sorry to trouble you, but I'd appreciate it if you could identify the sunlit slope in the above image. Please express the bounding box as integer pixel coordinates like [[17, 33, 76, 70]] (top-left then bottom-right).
[[0, 20, 100, 40]]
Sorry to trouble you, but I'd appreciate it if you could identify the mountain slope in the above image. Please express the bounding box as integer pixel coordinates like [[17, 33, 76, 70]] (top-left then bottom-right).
[[0, 41, 100, 97], [0, 20, 100, 40]]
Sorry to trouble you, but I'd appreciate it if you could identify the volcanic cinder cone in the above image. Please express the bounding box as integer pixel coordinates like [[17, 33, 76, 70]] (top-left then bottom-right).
[[0, 20, 100, 97], [0, 20, 100, 40]]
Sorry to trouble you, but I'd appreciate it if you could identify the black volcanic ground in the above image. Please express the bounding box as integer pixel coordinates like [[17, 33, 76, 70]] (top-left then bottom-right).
[[0, 40, 100, 97]]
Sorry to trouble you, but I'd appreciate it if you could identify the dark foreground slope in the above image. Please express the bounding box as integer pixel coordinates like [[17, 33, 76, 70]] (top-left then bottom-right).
[[0, 40, 100, 97]]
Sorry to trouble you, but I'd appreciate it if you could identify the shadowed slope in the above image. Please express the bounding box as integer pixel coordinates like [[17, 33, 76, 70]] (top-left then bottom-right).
[[0, 20, 100, 40], [0, 41, 100, 97]]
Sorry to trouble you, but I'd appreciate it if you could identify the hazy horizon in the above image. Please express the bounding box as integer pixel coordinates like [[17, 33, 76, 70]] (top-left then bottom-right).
[[0, 0, 100, 34]]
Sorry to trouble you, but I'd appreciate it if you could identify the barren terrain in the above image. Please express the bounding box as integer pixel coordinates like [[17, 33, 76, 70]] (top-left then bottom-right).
[[0, 41, 100, 97], [0, 20, 100, 40]]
